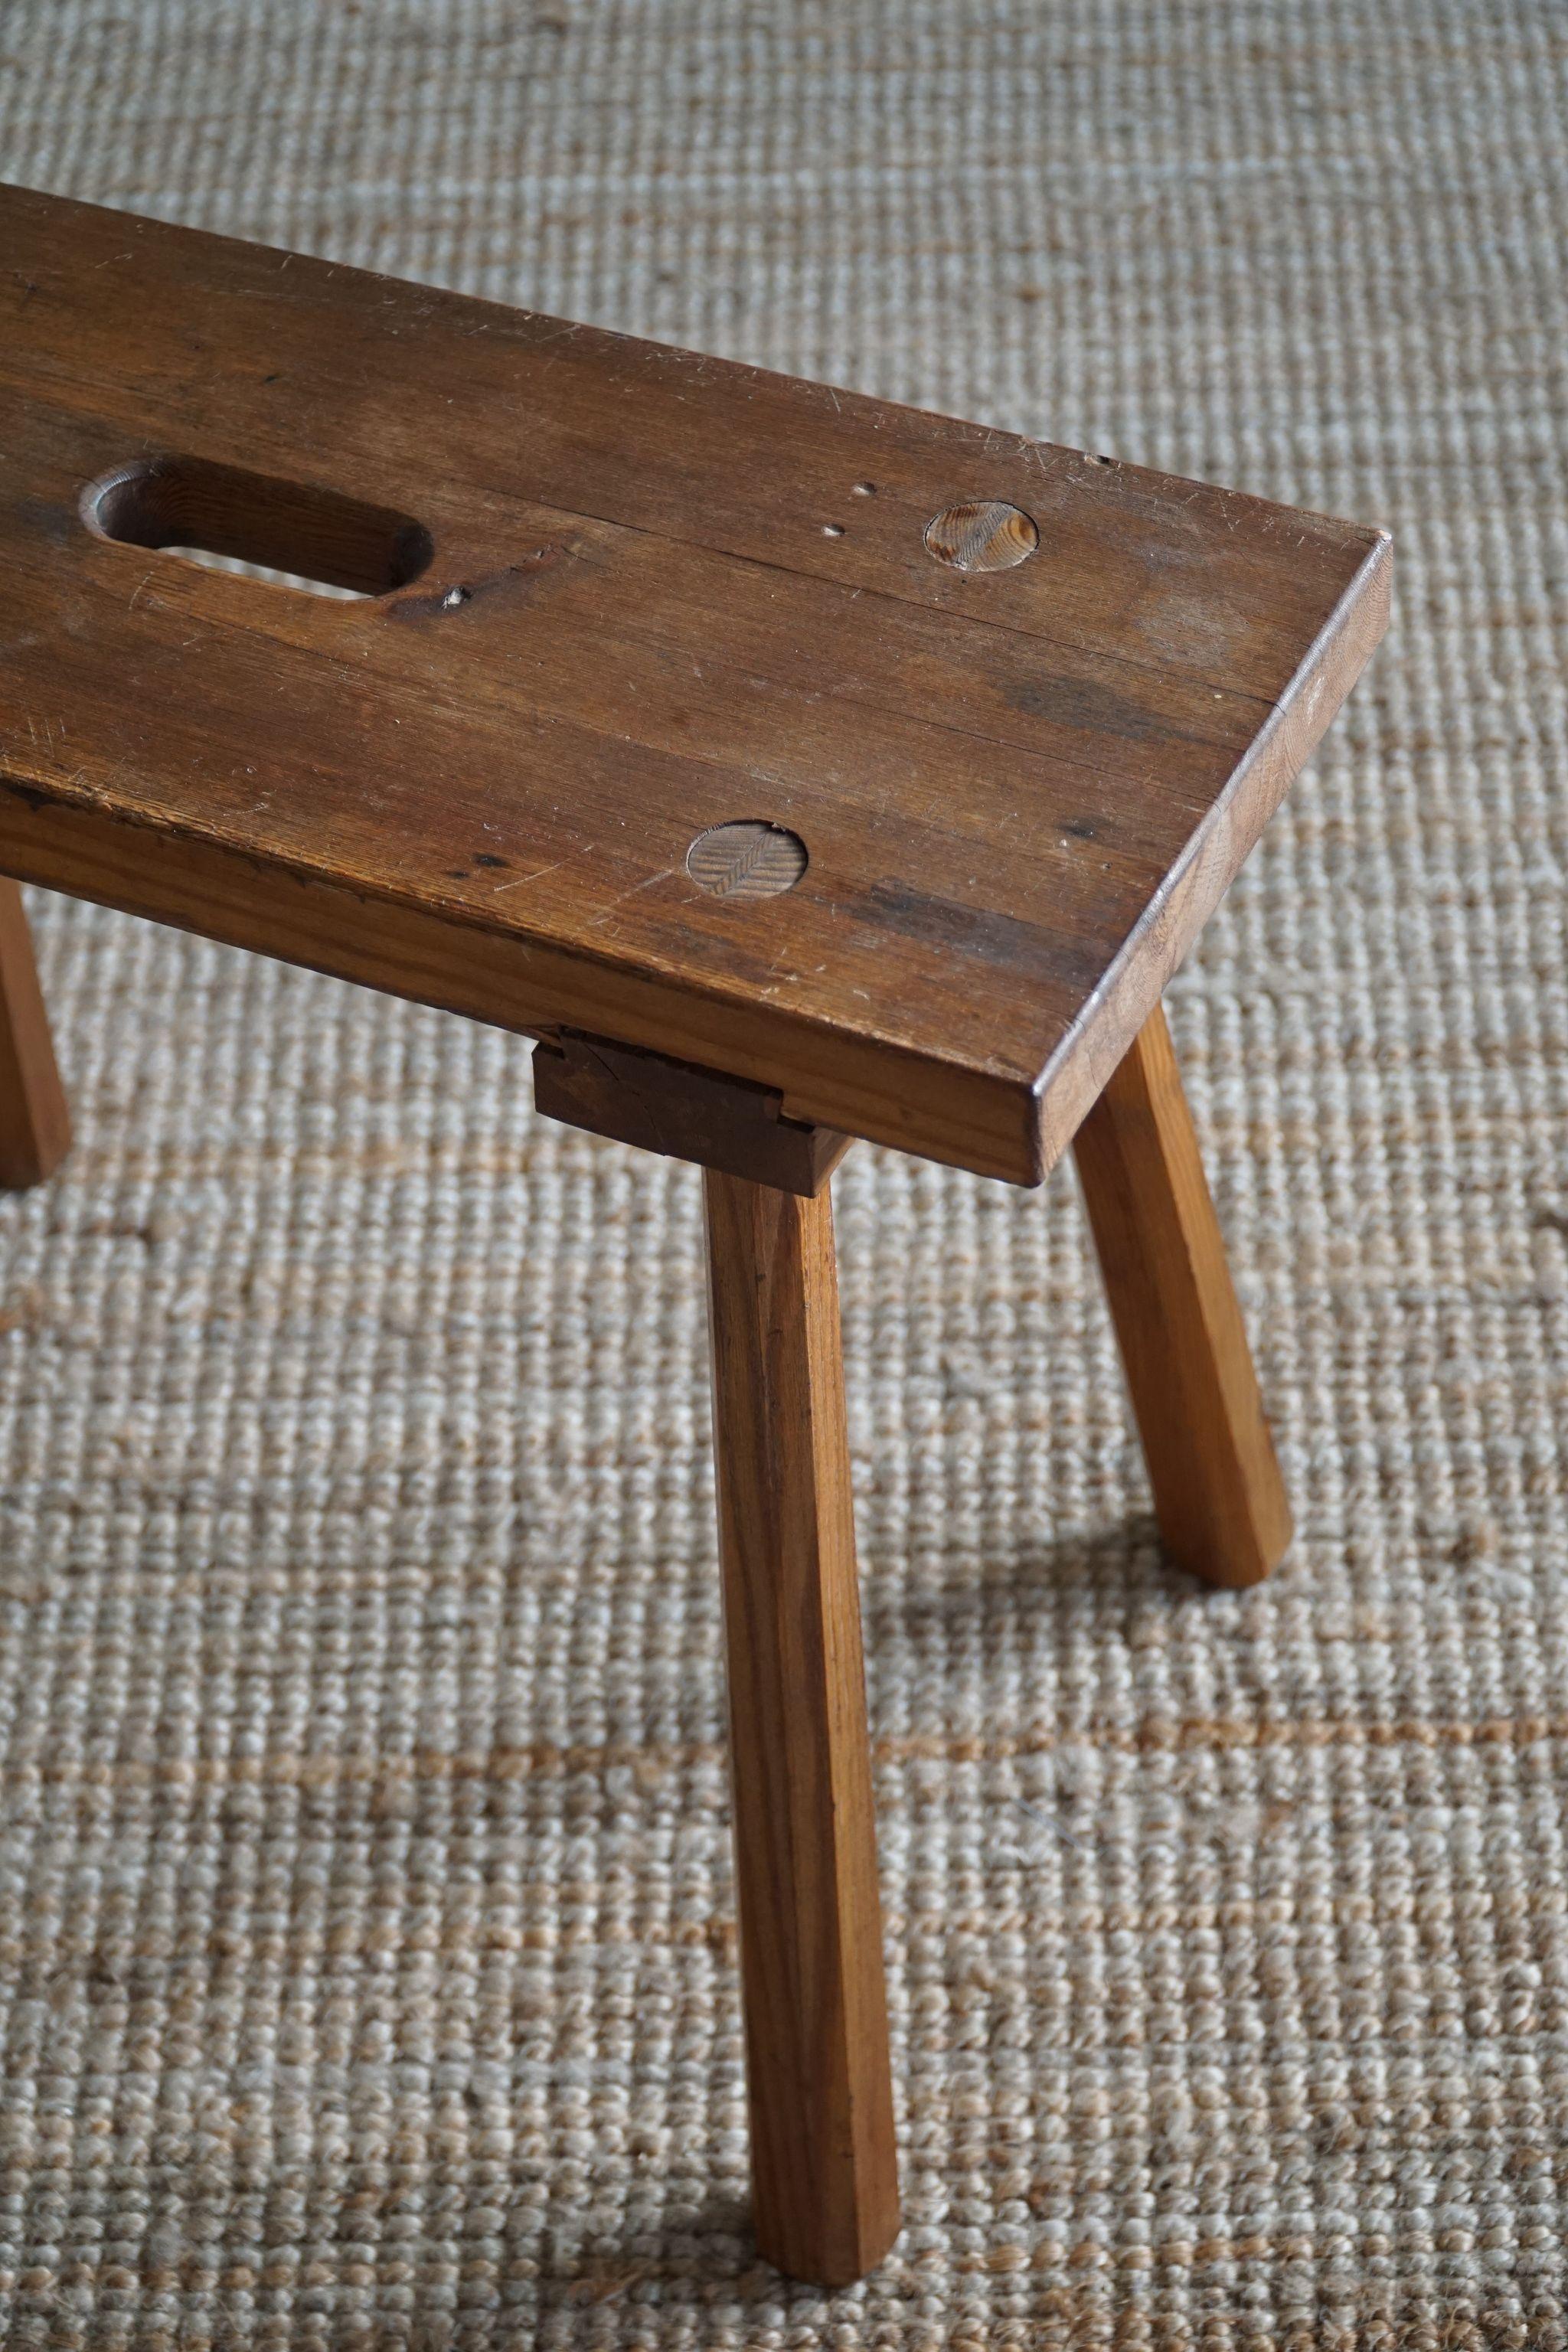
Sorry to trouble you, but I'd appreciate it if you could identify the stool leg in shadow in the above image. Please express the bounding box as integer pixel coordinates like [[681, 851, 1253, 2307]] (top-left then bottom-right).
[[0, 880, 69, 1191], [1073, 1001, 1291, 1589], [703, 1169, 900, 2287]]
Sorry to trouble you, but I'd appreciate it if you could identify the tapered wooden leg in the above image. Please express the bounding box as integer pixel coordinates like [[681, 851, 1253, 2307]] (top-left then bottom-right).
[[703, 1169, 900, 2286], [1073, 1003, 1291, 1589], [0, 880, 69, 1191]]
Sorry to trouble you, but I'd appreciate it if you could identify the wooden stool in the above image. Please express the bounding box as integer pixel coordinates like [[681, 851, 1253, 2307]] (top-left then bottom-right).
[[0, 185, 1390, 2287]]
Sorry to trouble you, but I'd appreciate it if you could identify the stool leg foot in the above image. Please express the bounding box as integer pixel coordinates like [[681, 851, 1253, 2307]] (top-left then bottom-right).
[[703, 1170, 900, 2286], [0, 880, 69, 1191], [1073, 1003, 1291, 1589]]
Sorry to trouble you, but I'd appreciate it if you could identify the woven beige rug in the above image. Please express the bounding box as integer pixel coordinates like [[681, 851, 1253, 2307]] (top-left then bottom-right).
[[3, 5, 1566, 2346]]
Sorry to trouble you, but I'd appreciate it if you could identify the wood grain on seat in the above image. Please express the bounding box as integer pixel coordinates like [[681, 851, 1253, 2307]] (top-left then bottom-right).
[[0, 185, 1388, 1183]]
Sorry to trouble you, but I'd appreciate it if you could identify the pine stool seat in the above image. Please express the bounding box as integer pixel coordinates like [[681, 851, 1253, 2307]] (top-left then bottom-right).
[[0, 184, 1390, 2287]]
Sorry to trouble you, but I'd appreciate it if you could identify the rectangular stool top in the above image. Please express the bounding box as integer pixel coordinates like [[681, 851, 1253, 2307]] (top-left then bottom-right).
[[0, 185, 1388, 1183]]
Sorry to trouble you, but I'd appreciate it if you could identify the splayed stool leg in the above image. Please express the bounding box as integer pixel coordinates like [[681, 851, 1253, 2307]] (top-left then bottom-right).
[[1073, 1002, 1291, 1589], [0, 880, 68, 1192], [703, 1168, 900, 2286]]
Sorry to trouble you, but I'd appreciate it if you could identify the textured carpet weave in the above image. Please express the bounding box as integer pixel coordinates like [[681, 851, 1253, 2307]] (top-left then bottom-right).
[[2, 5, 1568, 2346]]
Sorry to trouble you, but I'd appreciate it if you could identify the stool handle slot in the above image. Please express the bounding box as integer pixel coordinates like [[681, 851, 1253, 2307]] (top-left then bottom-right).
[[83, 456, 433, 599]]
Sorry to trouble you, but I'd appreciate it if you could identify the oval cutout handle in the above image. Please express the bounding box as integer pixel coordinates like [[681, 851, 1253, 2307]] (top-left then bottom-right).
[[83, 456, 433, 599]]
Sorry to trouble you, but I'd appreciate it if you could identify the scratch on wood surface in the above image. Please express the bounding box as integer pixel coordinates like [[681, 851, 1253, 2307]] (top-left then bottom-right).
[[588, 866, 675, 926]]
